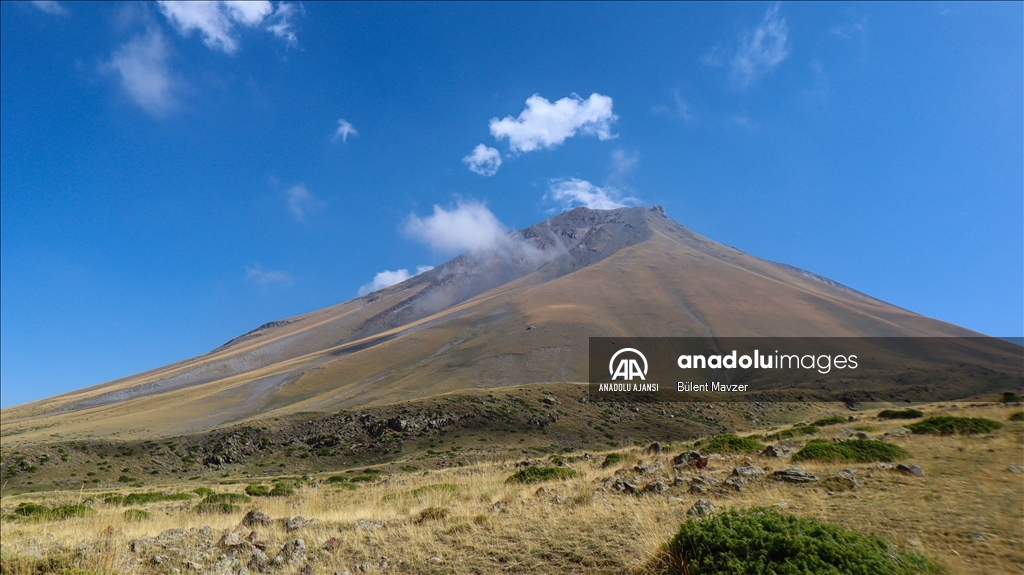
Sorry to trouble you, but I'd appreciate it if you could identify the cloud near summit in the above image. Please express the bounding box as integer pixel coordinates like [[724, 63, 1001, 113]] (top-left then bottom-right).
[[403, 201, 508, 253]]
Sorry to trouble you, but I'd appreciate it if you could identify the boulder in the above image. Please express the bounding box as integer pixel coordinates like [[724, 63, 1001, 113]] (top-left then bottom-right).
[[241, 510, 272, 528], [687, 499, 717, 517], [896, 463, 924, 477], [772, 467, 818, 483]]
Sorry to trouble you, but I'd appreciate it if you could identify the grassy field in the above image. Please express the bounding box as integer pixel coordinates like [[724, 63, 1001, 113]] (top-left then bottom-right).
[[2, 402, 1022, 574]]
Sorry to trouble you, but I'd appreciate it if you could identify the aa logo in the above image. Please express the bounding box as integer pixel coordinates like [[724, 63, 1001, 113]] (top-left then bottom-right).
[[609, 348, 648, 381]]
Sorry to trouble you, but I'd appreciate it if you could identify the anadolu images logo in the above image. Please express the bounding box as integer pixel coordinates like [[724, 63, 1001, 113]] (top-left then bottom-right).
[[609, 348, 648, 381]]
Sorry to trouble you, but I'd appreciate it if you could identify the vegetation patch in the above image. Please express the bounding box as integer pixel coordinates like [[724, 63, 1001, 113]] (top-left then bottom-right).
[[414, 506, 449, 524], [103, 492, 192, 506], [193, 487, 214, 497], [201, 493, 251, 504], [601, 453, 626, 468], [1008, 412, 1024, 422], [702, 434, 765, 454], [652, 507, 947, 574], [244, 484, 271, 496], [907, 416, 1003, 435], [792, 439, 908, 463], [193, 502, 240, 515], [269, 481, 294, 496], [326, 475, 349, 484], [123, 508, 150, 521], [878, 409, 925, 420], [505, 466, 577, 484], [812, 416, 848, 427]]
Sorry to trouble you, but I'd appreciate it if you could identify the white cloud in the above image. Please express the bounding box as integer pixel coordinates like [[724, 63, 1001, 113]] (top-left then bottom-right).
[[610, 149, 638, 178], [157, 1, 296, 54], [404, 201, 507, 253], [357, 265, 433, 296], [462, 144, 502, 176], [105, 29, 176, 117], [732, 3, 791, 86], [489, 93, 617, 153], [245, 263, 293, 286], [333, 118, 358, 143], [31, 1, 68, 16], [546, 178, 638, 211], [285, 183, 321, 220]]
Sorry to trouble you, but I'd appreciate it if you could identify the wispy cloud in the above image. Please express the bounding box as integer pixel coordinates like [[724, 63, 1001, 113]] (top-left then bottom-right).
[[545, 178, 638, 211], [462, 144, 502, 176], [104, 28, 177, 117], [285, 183, 322, 221], [610, 149, 638, 179], [333, 118, 358, 143], [30, 1, 68, 16], [157, 1, 297, 54], [731, 2, 791, 87], [357, 265, 433, 296], [404, 201, 507, 253], [489, 93, 617, 153], [830, 16, 867, 43], [245, 263, 293, 286]]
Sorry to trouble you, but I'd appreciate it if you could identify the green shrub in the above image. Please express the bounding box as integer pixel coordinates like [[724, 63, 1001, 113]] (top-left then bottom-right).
[[12, 503, 50, 518], [999, 392, 1023, 403], [601, 453, 626, 468], [117, 475, 137, 483], [49, 504, 91, 519], [878, 409, 925, 420], [202, 493, 250, 504], [193, 487, 214, 497], [193, 502, 240, 515], [1008, 412, 1024, 422], [349, 475, 378, 483], [414, 506, 449, 524], [654, 507, 947, 574], [792, 439, 908, 463], [123, 508, 150, 521], [326, 475, 349, 484], [400, 465, 420, 472], [812, 416, 848, 427], [269, 482, 294, 496], [244, 484, 271, 496], [505, 466, 577, 484], [108, 492, 192, 506], [412, 483, 459, 497], [702, 434, 764, 454], [907, 416, 1003, 435]]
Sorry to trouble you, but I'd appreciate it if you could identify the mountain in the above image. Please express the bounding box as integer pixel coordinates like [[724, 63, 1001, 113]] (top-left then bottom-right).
[[0, 206, 982, 442]]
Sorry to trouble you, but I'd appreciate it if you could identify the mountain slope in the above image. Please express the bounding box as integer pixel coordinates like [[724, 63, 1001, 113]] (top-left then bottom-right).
[[0, 207, 981, 442]]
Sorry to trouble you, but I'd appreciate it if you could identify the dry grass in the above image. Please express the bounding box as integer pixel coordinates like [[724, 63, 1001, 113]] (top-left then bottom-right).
[[2, 403, 1021, 574]]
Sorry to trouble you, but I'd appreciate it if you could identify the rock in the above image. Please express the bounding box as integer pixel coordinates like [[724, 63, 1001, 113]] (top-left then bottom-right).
[[822, 470, 858, 491], [723, 476, 746, 491], [1009, 464, 1024, 473], [633, 462, 662, 474], [772, 467, 818, 483], [218, 532, 249, 549], [285, 517, 320, 531], [732, 466, 766, 480], [672, 451, 708, 469], [152, 555, 168, 565], [542, 396, 557, 405], [689, 483, 707, 495], [321, 537, 341, 553], [240, 507, 272, 527], [843, 430, 871, 440], [614, 480, 640, 494], [643, 481, 667, 494], [885, 427, 912, 437], [643, 442, 663, 456], [761, 442, 799, 458], [896, 463, 924, 477], [300, 565, 313, 575], [687, 499, 717, 517], [276, 539, 306, 565], [185, 561, 203, 571], [248, 549, 270, 573], [673, 476, 690, 486]]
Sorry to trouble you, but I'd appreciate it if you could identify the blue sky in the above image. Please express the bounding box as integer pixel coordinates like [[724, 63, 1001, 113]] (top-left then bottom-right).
[[2, 2, 1021, 408]]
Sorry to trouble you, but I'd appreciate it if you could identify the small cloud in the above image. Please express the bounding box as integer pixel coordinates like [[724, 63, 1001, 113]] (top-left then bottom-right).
[[545, 178, 638, 211], [610, 149, 638, 178], [285, 183, 322, 221], [333, 118, 358, 143], [245, 263, 293, 286], [700, 44, 725, 67], [732, 2, 791, 87], [829, 15, 867, 44], [31, 1, 68, 16], [730, 115, 753, 129], [103, 28, 176, 117], [463, 144, 502, 176], [157, 0, 296, 54], [489, 93, 617, 153], [357, 265, 433, 296], [404, 201, 507, 254]]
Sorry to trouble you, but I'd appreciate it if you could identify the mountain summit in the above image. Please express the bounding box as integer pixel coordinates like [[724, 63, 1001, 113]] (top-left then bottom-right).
[[1, 207, 978, 440]]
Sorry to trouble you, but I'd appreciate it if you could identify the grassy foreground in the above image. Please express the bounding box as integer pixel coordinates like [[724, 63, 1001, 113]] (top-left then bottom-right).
[[1, 403, 1022, 574]]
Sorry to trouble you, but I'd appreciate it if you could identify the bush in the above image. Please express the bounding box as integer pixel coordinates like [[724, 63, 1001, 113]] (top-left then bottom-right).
[[505, 466, 577, 484], [792, 439, 908, 463], [194, 487, 214, 497], [326, 475, 349, 484], [812, 416, 848, 427], [601, 453, 626, 468], [269, 482, 294, 497], [907, 416, 1003, 435], [108, 492, 192, 506], [202, 493, 251, 504], [244, 484, 271, 496], [400, 465, 420, 472], [117, 475, 137, 483], [702, 434, 764, 454], [999, 392, 1023, 403], [12, 503, 50, 518], [414, 506, 449, 524], [653, 507, 947, 574], [1008, 412, 1024, 422], [194, 502, 240, 515], [49, 504, 91, 519], [123, 508, 150, 521], [349, 475, 378, 483], [878, 409, 925, 420]]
